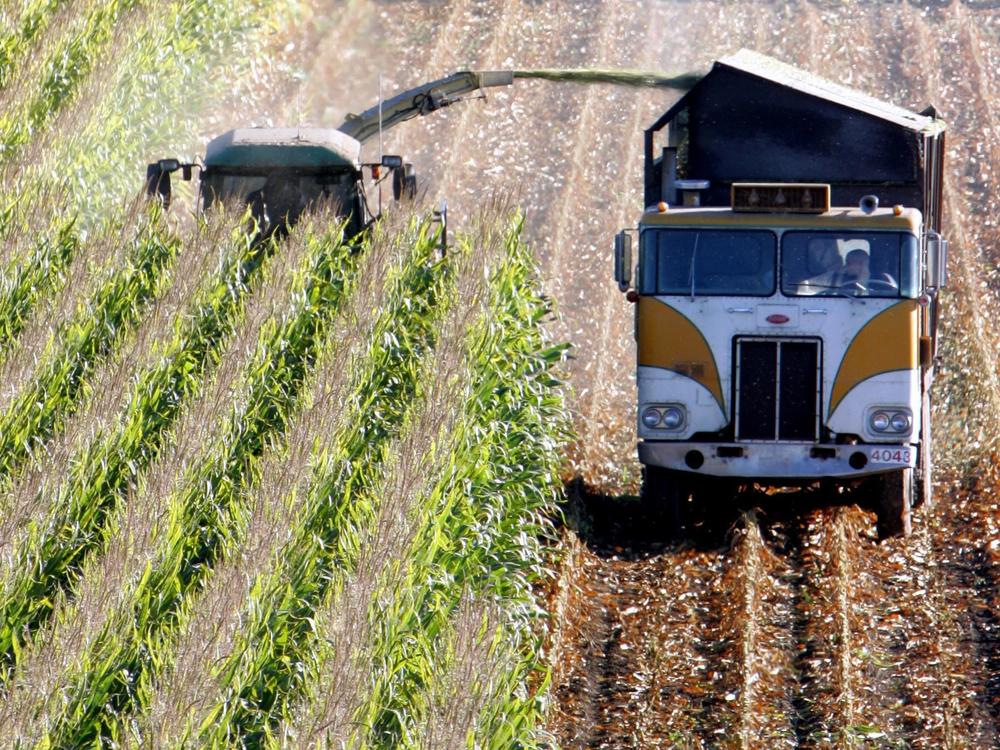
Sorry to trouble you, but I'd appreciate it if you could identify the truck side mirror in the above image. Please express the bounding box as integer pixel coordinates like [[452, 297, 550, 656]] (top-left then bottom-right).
[[926, 231, 948, 290], [381, 154, 404, 169], [614, 230, 633, 292]]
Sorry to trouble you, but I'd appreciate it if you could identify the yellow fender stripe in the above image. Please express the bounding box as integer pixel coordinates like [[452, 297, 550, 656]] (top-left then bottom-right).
[[637, 296, 724, 409], [829, 299, 919, 417]]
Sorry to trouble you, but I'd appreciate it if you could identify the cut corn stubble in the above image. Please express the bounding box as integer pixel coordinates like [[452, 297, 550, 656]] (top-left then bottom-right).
[[832, 510, 857, 738], [732, 514, 768, 748]]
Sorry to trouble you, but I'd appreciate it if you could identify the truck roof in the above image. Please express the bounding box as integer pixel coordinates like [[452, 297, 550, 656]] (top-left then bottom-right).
[[204, 128, 362, 170], [643, 50, 946, 232]]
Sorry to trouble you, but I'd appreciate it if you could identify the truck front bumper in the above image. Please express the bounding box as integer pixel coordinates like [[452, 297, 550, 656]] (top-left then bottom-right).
[[639, 440, 917, 480]]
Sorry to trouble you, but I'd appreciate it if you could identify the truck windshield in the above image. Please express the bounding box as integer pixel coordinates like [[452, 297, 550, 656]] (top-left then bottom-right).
[[639, 228, 777, 296], [782, 231, 918, 298]]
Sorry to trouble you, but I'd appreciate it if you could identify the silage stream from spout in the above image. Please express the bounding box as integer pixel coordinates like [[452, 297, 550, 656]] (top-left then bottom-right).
[[512, 67, 701, 90]]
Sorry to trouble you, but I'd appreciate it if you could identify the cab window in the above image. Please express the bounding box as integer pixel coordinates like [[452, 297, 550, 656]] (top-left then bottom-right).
[[781, 231, 918, 298], [639, 228, 777, 296], [200, 170, 361, 235], [201, 173, 267, 209]]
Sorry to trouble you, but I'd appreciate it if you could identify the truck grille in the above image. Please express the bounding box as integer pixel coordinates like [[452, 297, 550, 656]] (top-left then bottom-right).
[[735, 338, 820, 441]]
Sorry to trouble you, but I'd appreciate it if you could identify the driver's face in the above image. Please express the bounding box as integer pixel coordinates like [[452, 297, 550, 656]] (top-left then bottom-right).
[[846, 255, 866, 273]]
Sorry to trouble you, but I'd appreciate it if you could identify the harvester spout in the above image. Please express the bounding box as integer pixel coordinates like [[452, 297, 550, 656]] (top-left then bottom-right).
[[337, 70, 514, 144]]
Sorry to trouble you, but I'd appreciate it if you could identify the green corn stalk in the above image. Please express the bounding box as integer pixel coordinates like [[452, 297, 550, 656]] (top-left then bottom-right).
[[0, 205, 178, 483], [49, 0, 281, 212], [0, 0, 148, 163], [268, 220, 498, 748], [0, 0, 288, 357], [0, 0, 70, 90], [35, 221, 362, 748], [452, 230, 569, 750], [0, 219, 77, 355], [0, 215, 272, 680], [347, 216, 568, 750], [193, 220, 453, 748], [2, 0, 288, 231], [130, 222, 410, 747]]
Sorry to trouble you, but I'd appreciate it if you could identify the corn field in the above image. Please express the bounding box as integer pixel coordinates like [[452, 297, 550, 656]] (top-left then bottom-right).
[[11, 0, 994, 747], [0, 2, 569, 747]]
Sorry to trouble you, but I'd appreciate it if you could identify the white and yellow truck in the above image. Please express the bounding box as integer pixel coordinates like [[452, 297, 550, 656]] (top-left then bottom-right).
[[615, 51, 947, 538]]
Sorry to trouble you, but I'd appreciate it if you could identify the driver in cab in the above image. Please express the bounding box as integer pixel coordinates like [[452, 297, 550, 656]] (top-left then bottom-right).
[[830, 248, 870, 290], [797, 239, 871, 296]]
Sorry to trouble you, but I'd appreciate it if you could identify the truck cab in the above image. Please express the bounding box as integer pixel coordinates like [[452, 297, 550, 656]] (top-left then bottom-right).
[[615, 51, 947, 538]]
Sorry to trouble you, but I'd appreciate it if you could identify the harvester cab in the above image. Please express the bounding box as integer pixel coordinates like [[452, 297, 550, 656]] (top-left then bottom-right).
[[145, 128, 406, 239], [145, 70, 515, 238]]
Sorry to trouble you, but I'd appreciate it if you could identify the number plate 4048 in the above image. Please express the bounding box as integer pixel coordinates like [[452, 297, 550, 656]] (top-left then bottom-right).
[[869, 447, 911, 464]]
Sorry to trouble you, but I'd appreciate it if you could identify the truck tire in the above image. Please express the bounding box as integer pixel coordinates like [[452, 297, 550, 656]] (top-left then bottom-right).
[[641, 465, 685, 539], [873, 468, 913, 539]]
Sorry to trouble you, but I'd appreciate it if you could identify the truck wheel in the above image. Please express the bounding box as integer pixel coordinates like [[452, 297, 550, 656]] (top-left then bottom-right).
[[641, 465, 686, 539], [915, 390, 933, 509], [874, 468, 913, 539]]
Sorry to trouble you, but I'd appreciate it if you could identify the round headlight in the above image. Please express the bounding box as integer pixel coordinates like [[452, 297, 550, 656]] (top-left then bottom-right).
[[870, 411, 890, 432], [641, 407, 661, 428], [890, 412, 911, 432], [662, 406, 684, 429]]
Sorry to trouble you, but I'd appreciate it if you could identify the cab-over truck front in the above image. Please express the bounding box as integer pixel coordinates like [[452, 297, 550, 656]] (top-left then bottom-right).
[[614, 51, 947, 538]]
